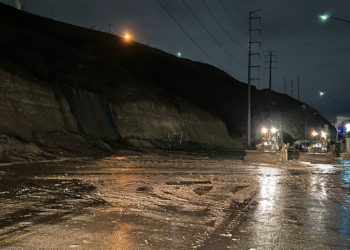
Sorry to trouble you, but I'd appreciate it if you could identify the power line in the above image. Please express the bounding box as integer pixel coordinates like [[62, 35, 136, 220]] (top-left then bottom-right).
[[338, 80, 350, 97], [244, 0, 253, 9], [201, 0, 247, 52], [218, 0, 248, 37], [182, 0, 246, 66], [259, 20, 269, 55], [230, 0, 249, 23], [248, 8, 270, 84], [237, 1, 267, 79], [156, 0, 245, 81]]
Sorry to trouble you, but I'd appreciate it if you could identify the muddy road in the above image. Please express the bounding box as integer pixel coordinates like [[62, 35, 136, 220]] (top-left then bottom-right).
[[0, 149, 350, 249]]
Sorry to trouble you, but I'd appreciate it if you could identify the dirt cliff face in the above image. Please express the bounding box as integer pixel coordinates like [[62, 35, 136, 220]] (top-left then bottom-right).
[[0, 4, 334, 160], [112, 95, 244, 149], [0, 4, 246, 160], [0, 67, 78, 139]]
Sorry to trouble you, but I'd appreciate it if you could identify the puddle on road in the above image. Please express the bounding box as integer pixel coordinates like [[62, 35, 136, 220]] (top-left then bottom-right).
[[0, 175, 104, 236], [338, 169, 350, 206]]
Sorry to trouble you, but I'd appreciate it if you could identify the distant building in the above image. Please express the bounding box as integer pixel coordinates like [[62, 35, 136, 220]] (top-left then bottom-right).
[[336, 116, 350, 153], [336, 116, 350, 135], [0, 0, 21, 10]]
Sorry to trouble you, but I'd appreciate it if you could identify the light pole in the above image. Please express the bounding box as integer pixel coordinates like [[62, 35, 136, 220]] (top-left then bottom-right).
[[320, 91, 337, 126], [305, 113, 317, 149], [320, 14, 350, 24]]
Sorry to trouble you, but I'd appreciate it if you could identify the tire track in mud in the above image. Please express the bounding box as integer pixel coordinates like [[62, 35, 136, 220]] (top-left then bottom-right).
[[196, 185, 259, 250], [0, 171, 105, 244]]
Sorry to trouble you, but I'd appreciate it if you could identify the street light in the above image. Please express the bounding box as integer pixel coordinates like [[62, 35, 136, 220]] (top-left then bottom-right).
[[312, 131, 318, 142], [305, 113, 317, 149], [320, 14, 350, 24], [320, 91, 337, 126]]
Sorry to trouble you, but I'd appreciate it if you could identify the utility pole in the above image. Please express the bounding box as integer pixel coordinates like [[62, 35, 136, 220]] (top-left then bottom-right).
[[265, 51, 277, 101], [290, 80, 293, 98], [247, 9, 261, 147], [296, 76, 300, 101]]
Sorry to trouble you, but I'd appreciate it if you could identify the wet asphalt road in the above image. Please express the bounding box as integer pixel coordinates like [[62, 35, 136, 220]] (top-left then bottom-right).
[[0, 150, 350, 249], [199, 165, 350, 249]]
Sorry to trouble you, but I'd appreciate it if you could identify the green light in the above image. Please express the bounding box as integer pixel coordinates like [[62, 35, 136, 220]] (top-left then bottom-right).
[[320, 14, 329, 21]]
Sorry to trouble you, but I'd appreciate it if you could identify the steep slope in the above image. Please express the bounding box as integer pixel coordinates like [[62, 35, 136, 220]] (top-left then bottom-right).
[[0, 4, 247, 161], [0, 4, 334, 161]]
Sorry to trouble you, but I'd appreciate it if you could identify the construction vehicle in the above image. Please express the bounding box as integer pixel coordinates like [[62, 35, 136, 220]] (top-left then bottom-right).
[[299, 124, 335, 163], [244, 126, 289, 163]]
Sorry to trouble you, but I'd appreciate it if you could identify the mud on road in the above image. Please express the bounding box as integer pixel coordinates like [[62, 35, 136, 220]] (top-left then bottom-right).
[[0, 149, 350, 249]]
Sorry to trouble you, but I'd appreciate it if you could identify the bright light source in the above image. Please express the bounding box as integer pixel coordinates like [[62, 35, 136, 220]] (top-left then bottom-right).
[[321, 131, 326, 137], [177, 52, 181, 57], [312, 131, 318, 136], [123, 33, 133, 43], [271, 127, 277, 134], [320, 14, 329, 21], [346, 123, 350, 132], [320, 91, 324, 96], [262, 128, 267, 134]]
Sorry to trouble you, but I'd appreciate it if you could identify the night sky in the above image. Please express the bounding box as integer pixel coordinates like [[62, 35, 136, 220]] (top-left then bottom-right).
[[20, 0, 350, 123]]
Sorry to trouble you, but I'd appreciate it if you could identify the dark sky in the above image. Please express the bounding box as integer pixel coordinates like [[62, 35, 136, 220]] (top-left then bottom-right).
[[22, 0, 350, 123]]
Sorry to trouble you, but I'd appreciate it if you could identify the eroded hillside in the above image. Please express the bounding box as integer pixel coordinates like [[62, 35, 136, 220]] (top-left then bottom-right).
[[0, 4, 334, 161]]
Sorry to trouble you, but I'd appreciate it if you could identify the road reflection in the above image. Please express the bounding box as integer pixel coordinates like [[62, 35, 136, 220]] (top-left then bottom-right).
[[250, 168, 283, 247], [258, 171, 280, 214], [229, 164, 350, 249], [308, 173, 327, 199], [107, 224, 137, 250], [340, 160, 350, 204]]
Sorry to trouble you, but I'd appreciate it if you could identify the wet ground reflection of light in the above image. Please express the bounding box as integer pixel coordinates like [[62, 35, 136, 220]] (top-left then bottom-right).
[[243, 169, 283, 247], [258, 171, 280, 213], [308, 174, 328, 199], [339, 161, 350, 204], [108, 223, 137, 250]]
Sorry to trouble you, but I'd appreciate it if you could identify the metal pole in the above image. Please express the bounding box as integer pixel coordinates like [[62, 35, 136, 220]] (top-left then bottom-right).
[[269, 52, 272, 101], [247, 9, 260, 147], [305, 113, 317, 149], [247, 11, 252, 147], [334, 100, 336, 126], [297, 76, 300, 101], [320, 92, 337, 126], [304, 120, 307, 149]]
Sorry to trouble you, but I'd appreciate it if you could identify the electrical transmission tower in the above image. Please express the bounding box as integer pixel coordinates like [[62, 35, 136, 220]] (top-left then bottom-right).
[[265, 51, 277, 101], [247, 9, 261, 147]]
